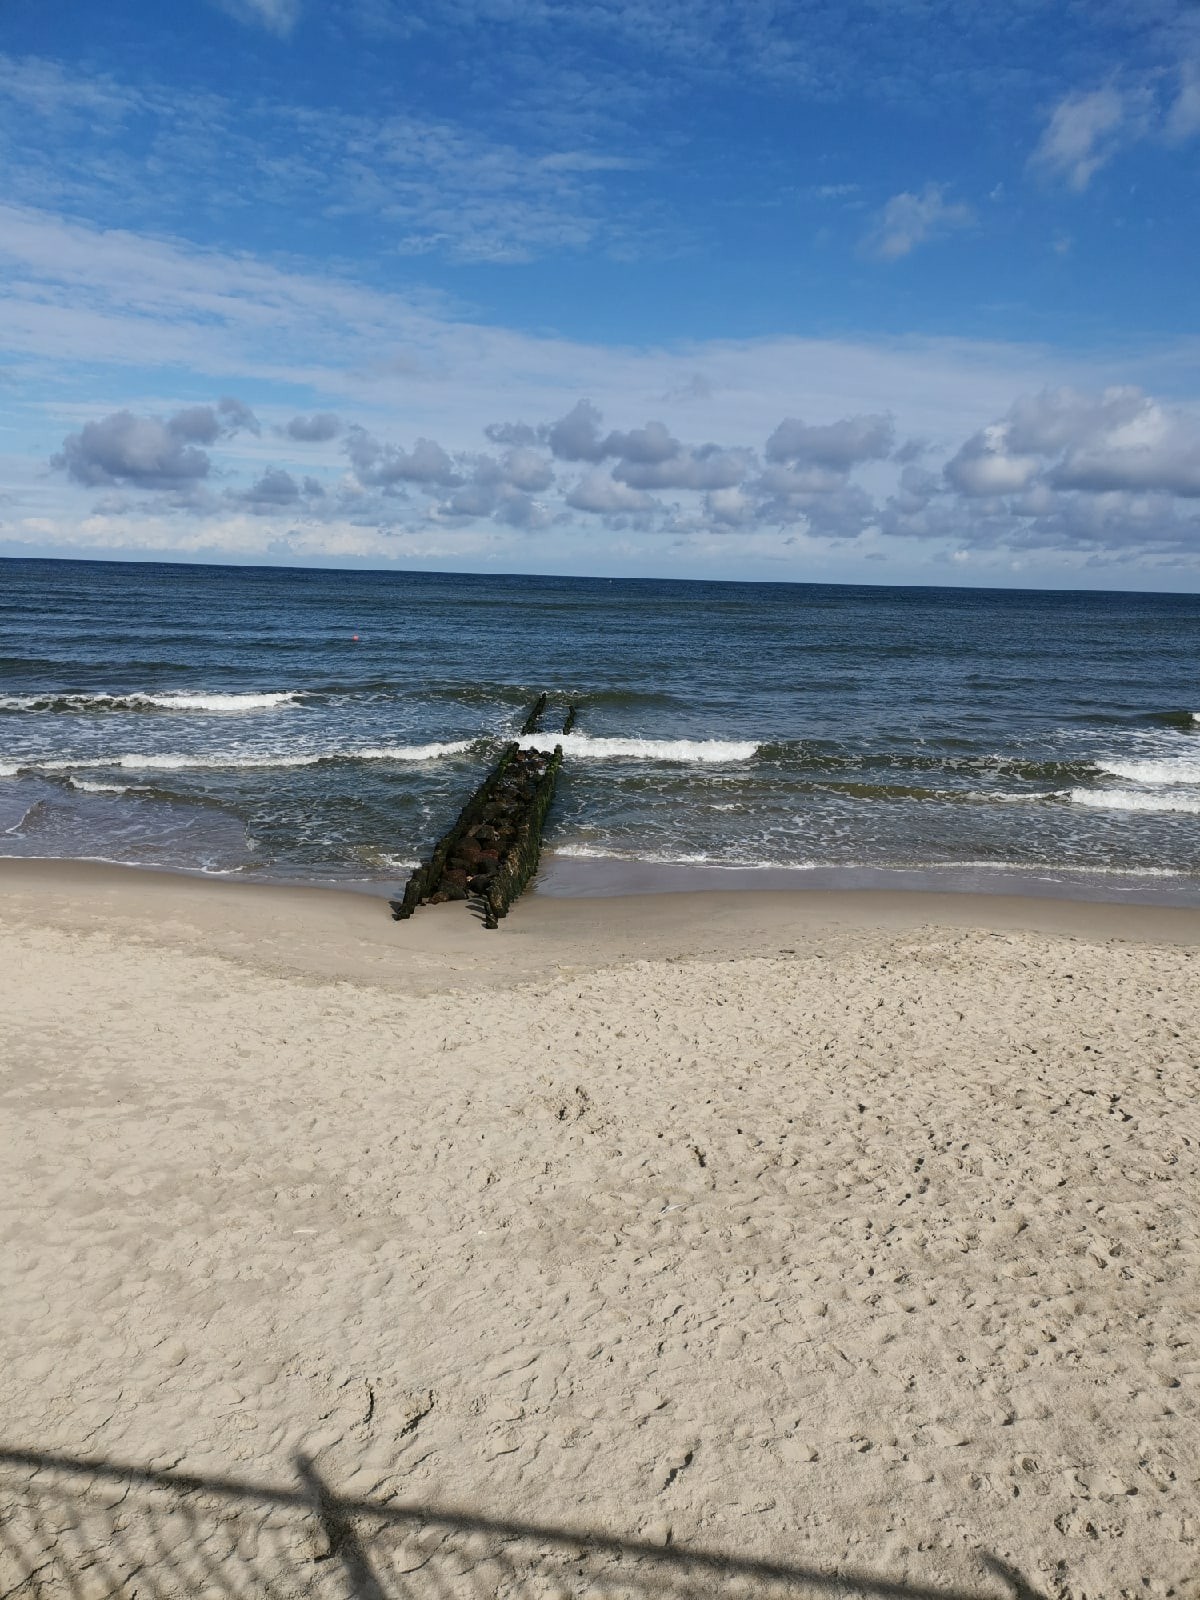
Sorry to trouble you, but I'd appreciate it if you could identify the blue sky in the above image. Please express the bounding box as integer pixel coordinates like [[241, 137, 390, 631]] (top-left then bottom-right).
[[1, 0, 1199, 587]]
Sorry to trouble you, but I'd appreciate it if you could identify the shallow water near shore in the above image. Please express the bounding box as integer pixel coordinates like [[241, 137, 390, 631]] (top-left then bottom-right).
[[1, 556, 1199, 901]]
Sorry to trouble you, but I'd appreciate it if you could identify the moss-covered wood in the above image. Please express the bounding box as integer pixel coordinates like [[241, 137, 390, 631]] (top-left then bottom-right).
[[482, 744, 563, 928], [561, 703, 578, 735], [392, 694, 562, 926], [519, 692, 548, 736], [391, 742, 520, 919]]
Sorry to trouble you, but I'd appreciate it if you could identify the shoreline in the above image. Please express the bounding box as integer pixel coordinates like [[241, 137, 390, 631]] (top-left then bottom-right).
[[2, 855, 1198, 997], [5, 842, 1200, 911]]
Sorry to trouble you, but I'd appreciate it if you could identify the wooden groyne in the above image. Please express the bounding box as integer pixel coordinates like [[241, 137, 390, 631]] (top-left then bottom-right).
[[392, 695, 566, 928], [519, 693, 548, 736]]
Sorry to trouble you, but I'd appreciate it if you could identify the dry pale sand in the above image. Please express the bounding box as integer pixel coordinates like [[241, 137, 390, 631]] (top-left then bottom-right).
[[1, 860, 1199, 1600]]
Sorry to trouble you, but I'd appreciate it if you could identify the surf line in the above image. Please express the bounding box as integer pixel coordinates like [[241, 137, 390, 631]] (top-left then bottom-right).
[[392, 694, 569, 930]]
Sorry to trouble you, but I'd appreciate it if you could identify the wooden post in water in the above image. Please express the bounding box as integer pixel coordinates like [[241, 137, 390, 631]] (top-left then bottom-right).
[[519, 693, 548, 736]]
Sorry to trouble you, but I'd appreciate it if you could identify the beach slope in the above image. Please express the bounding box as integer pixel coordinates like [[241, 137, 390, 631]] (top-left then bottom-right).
[[1, 863, 1198, 1598]]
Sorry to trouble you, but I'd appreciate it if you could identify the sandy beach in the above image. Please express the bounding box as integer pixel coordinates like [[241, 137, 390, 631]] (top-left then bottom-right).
[[1, 860, 1198, 1599]]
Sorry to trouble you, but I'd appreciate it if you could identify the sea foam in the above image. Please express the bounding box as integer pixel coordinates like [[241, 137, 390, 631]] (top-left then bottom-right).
[[520, 733, 759, 763], [1068, 786, 1200, 814], [1097, 755, 1200, 785], [0, 690, 300, 713], [27, 741, 470, 774]]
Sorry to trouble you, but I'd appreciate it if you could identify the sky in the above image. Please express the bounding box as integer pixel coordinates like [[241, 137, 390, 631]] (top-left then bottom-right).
[[1, 0, 1199, 588]]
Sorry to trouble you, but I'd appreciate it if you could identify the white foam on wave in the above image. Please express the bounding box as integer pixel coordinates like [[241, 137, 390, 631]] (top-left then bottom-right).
[[25, 740, 470, 774], [351, 742, 471, 762], [0, 690, 300, 713], [1068, 786, 1200, 814], [145, 691, 300, 712], [521, 733, 759, 763], [552, 843, 1192, 880], [552, 843, 783, 868], [1099, 755, 1200, 785], [68, 777, 134, 794], [0, 761, 17, 778]]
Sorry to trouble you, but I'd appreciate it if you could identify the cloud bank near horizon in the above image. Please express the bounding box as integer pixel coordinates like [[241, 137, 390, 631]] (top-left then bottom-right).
[[29, 380, 1200, 577], [1, 200, 1198, 584]]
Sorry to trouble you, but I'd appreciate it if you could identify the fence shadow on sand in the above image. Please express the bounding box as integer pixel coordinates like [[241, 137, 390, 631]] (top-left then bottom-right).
[[0, 1444, 1045, 1600]]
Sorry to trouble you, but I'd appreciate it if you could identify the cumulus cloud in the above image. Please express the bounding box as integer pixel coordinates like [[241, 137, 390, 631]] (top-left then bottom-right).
[[285, 412, 341, 442], [565, 471, 655, 515], [945, 387, 1200, 501], [544, 403, 752, 492], [495, 446, 554, 493], [546, 399, 610, 462], [602, 420, 679, 464], [616, 443, 752, 491], [216, 395, 261, 436], [1031, 87, 1137, 189], [704, 486, 755, 526], [233, 469, 327, 512], [54, 411, 210, 489], [765, 413, 895, 469], [343, 426, 460, 488], [51, 399, 259, 490], [484, 420, 539, 447], [864, 184, 973, 259], [46, 382, 1200, 564]]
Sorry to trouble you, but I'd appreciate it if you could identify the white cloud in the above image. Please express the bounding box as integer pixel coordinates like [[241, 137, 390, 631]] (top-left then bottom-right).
[[945, 387, 1200, 501], [864, 183, 973, 260], [564, 471, 656, 515], [1166, 61, 1200, 142], [765, 413, 894, 468], [210, 0, 301, 34], [1031, 86, 1133, 189], [7, 203, 1200, 573], [285, 412, 342, 442]]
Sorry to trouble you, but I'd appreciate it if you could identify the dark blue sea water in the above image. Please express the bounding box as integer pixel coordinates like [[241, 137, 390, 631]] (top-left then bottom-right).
[[1, 558, 1198, 901]]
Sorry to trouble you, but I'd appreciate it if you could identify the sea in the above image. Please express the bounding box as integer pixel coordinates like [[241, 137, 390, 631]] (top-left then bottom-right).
[[1, 557, 1198, 904]]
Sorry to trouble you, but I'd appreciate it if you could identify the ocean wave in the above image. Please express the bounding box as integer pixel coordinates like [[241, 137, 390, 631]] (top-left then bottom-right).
[[19, 741, 471, 775], [0, 690, 301, 714], [0, 761, 17, 778], [521, 733, 759, 763], [1067, 787, 1200, 814], [550, 844, 1193, 879], [1097, 755, 1200, 785], [2, 801, 42, 835], [67, 777, 135, 794], [552, 843, 783, 868]]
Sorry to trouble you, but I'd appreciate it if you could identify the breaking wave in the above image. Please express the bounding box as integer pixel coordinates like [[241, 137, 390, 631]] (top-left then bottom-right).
[[1098, 755, 1200, 785], [67, 777, 135, 794], [17, 741, 471, 775], [0, 691, 302, 714], [520, 733, 759, 762], [1067, 787, 1200, 814]]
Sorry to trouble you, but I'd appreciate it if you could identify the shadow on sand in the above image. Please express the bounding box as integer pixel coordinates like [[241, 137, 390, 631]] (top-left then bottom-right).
[[0, 1443, 1047, 1600]]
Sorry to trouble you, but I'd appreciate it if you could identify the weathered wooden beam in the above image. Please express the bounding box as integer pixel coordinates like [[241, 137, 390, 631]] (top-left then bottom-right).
[[483, 745, 563, 929], [519, 692, 548, 736], [561, 704, 578, 735], [391, 743, 518, 919]]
